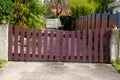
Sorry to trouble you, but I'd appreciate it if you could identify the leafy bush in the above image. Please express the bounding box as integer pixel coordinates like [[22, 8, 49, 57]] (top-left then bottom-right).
[[60, 16, 73, 30], [0, 0, 14, 24], [0, 60, 6, 68], [112, 61, 120, 73], [10, 0, 47, 30]]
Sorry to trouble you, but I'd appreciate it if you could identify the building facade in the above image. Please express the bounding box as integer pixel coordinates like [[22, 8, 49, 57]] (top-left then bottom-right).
[[108, 0, 120, 14]]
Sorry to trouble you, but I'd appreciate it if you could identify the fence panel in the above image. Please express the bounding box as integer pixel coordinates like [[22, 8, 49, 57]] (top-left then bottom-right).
[[75, 13, 120, 30], [9, 26, 111, 63]]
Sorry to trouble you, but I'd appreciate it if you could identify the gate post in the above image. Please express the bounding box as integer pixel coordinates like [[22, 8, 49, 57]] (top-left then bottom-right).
[[0, 24, 8, 61], [110, 26, 120, 62]]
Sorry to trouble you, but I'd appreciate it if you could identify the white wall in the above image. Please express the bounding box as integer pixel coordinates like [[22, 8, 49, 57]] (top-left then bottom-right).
[[113, 6, 120, 14], [116, 0, 120, 2], [0, 24, 8, 61]]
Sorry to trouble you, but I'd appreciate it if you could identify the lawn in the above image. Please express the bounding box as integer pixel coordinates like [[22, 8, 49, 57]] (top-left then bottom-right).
[[0, 60, 6, 68], [112, 61, 120, 73]]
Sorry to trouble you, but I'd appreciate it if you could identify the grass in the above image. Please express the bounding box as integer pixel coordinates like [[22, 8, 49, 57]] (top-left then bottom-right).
[[112, 61, 120, 73], [0, 60, 6, 68]]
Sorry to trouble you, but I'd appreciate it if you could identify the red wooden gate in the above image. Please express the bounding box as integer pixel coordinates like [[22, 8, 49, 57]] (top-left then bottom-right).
[[8, 25, 111, 63]]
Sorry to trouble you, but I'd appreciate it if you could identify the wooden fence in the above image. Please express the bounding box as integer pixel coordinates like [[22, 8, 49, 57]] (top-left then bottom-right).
[[75, 13, 120, 30], [8, 25, 111, 63]]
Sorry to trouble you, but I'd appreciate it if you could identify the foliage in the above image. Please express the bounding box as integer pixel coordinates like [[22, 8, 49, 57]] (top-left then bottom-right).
[[69, 0, 115, 17], [94, 0, 115, 13], [0, 0, 14, 24], [69, 0, 97, 17], [10, 0, 47, 30], [60, 16, 73, 30], [70, 5, 92, 17], [112, 61, 120, 73], [0, 60, 6, 68]]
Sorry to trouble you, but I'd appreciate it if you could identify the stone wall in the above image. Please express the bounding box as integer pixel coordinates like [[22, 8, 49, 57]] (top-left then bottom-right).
[[110, 27, 120, 62], [0, 24, 8, 61]]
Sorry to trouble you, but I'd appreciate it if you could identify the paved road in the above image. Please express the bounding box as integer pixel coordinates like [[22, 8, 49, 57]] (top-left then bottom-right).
[[0, 62, 120, 80]]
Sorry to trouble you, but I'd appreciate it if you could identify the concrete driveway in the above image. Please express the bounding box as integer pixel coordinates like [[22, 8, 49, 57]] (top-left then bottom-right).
[[0, 62, 120, 80]]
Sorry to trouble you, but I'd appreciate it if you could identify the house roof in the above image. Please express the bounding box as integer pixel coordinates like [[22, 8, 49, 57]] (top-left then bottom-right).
[[108, 1, 120, 8]]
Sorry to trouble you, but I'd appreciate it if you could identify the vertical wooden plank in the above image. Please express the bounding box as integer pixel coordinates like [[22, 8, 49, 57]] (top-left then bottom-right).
[[100, 13, 102, 28], [31, 29, 36, 60], [44, 30, 48, 60], [20, 27, 25, 61], [55, 31, 60, 61], [49, 30, 54, 60], [77, 31, 80, 61], [100, 28, 104, 62], [87, 15, 88, 30], [71, 31, 75, 61], [88, 15, 91, 30], [82, 30, 87, 62], [90, 14, 92, 29], [94, 14, 96, 29], [60, 31, 64, 61], [8, 25, 13, 61], [38, 30, 42, 60], [92, 14, 95, 30], [80, 17, 82, 30], [96, 14, 101, 29], [94, 29, 99, 62], [26, 28, 30, 61], [81, 16, 83, 30], [65, 31, 69, 61], [105, 28, 111, 63], [14, 26, 19, 61], [88, 30, 92, 62], [102, 13, 107, 28], [107, 13, 110, 28]]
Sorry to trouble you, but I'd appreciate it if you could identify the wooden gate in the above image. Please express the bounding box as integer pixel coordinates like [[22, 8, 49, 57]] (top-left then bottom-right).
[[8, 25, 111, 63]]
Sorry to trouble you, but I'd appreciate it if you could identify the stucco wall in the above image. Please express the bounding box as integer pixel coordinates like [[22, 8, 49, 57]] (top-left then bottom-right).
[[110, 28, 120, 62], [0, 24, 8, 61]]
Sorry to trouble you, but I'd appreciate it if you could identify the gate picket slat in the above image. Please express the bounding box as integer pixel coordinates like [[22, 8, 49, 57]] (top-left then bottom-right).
[[100, 28, 104, 62], [88, 30, 92, 62], [14, 26, 19, 60], [8, 25, 13, 61], [49, 31, 54, 60], [94, 29, 99, 62], [26, 28, 30, 61], [106, 28, 111, 63], [32, 29, 36, 60], [20, 27, 25, 61], [71, 31, 75, 61], [38, 30, 42, 60], [82, 30, 87, 62], [65, 31, 69, 61], [44, 30, 48, 60], [60, 32, 64, 61], [77, 31, 80, 61], [56, 31, 60, 61]]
